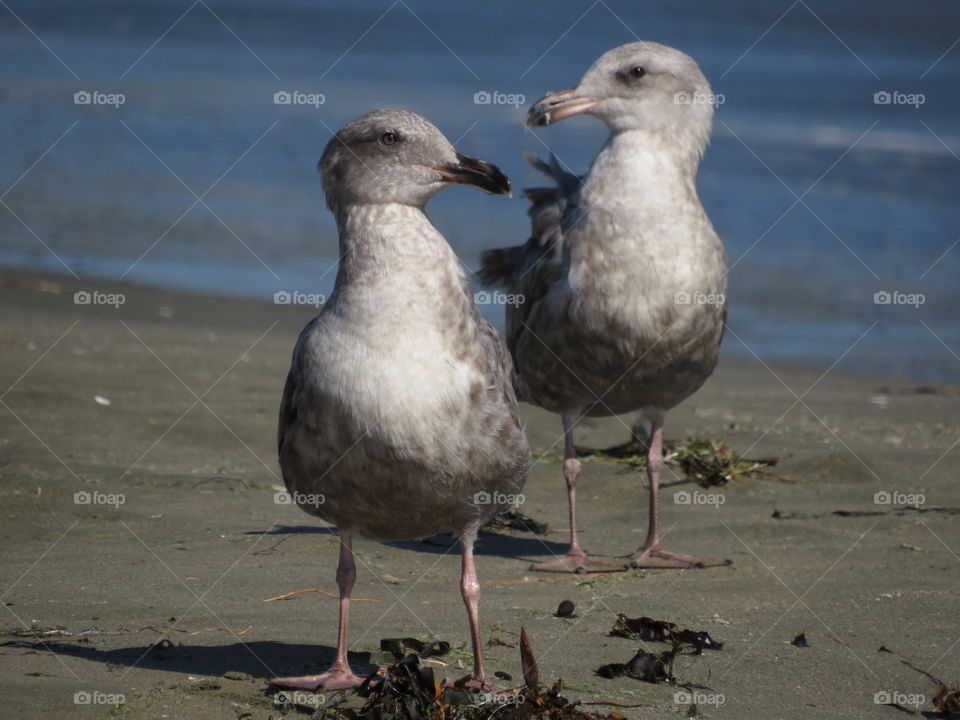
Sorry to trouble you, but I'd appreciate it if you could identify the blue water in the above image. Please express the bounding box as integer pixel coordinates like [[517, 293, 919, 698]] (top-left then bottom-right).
[[2, 0, 959, 382]]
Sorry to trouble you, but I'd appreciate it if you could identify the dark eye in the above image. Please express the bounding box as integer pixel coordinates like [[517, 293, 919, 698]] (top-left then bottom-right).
[[628, 66, 646, 79], [379, 131, 399, 146]]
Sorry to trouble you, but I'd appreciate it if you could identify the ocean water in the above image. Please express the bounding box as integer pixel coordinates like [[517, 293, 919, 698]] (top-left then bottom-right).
[[2, 0, 958, 382]]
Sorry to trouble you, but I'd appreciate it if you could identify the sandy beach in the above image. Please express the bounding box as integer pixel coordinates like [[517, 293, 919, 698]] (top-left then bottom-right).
[[1, 271, 957, 719]]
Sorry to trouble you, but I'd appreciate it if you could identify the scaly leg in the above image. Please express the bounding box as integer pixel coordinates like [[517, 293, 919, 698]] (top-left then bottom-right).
[[631, 416, 731, 569], [459, 528, 491, 688], [532, 414, 626, 573], [271, 530, 365, 689]]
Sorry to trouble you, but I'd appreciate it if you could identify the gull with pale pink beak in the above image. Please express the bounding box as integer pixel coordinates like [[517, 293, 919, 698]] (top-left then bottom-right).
[[481, 42, 730, 572]]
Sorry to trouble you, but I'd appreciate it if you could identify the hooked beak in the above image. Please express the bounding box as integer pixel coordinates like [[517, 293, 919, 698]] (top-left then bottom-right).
[[525, 88, 598, 128], [431, 153, 511, 196]]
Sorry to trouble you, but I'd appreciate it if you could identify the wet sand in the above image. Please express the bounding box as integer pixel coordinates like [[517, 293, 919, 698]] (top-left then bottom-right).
[[0, 271, 957, 719]]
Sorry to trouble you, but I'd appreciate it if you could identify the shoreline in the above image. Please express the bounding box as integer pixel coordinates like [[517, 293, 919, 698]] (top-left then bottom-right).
[[3, 259, 955, 387]]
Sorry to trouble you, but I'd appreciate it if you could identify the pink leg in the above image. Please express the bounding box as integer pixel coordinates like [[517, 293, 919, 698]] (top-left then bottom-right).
[[631, 416, 731, 569], [459, 529, 489, 687], [531, 414, 626, 573], [271, 530, 365, 690]]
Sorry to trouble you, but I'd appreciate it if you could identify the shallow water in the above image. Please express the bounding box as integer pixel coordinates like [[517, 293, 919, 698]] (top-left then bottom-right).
[[2, 0, 958, 382]]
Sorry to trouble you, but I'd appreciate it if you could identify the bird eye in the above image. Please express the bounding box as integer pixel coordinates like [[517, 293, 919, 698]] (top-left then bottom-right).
[[379, 131, 399, 146], [629, 66, 646, 79]]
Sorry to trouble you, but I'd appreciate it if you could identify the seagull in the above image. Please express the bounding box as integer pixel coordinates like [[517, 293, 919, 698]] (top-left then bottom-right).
[[480, 42, 729, 572], [273, 109, 531, 689]]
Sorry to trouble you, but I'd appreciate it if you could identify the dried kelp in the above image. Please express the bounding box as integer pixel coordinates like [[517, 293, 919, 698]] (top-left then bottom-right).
[[597, 648, 678, 683], [610, 614, 724, 653], [561, 438, 788, 486], [298, 632, 624, 720], [484, 509, 549, 535], [598, 615, 724, 687], [933, 683, 960, 718], [379, 637, 451, 660]]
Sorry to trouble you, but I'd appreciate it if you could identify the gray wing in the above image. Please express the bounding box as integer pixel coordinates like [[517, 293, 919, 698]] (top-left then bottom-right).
[[477, 153, 583, 360], [477, 313, 522, 423], [277, 317, 317, 457]]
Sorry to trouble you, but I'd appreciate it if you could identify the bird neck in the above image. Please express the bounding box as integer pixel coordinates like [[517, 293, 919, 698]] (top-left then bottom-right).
[[329, 202, 467, 309], [324, 202, 474, 340], [577, 128, 707, 235], [334, 202, 446, 265]]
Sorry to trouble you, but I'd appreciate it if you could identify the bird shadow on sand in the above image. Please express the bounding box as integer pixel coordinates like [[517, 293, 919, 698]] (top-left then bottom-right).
[[249, 524, 338, 537], [246, 526, 572, 563], [7, 637, 375, 682], [387, 530, 574, 564]]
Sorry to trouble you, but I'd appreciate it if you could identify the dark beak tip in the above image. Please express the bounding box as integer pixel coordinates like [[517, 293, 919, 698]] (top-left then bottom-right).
[[524, 109, 546, 129], [438, 155, 511, 196]]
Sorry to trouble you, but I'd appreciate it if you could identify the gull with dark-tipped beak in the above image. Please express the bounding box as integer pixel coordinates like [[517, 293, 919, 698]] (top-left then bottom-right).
[[481, 42, 730, 572], [273, 109, 530, 689]]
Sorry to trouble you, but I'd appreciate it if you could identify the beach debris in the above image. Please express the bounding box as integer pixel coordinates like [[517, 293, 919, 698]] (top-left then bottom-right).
[[520, 627, 539, 691], [302, 630, 623, 720], [94, 395, 111, 406], [597, 646, 678, 683], [379, 637, 451, 661], [484, 508, 549, 534], [610, 614, 724, 652], [556, 600, 576, 618], [790, 633, 809, 647], [933, 683, 960, 717], [872, 650, 960, 718], [223, 671, 252, 681], [480, 575, 578, 588], [558, 437, 789, 485], [598, 615, 723, 686], [188, 625, 251, 637], [263, 588, 382, 603], [773, 506, 960, 520]]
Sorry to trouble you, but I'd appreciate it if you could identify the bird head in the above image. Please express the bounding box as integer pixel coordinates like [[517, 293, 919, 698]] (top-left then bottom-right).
[[319, 109, 511, 212], [526, 42, 715, 153]]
